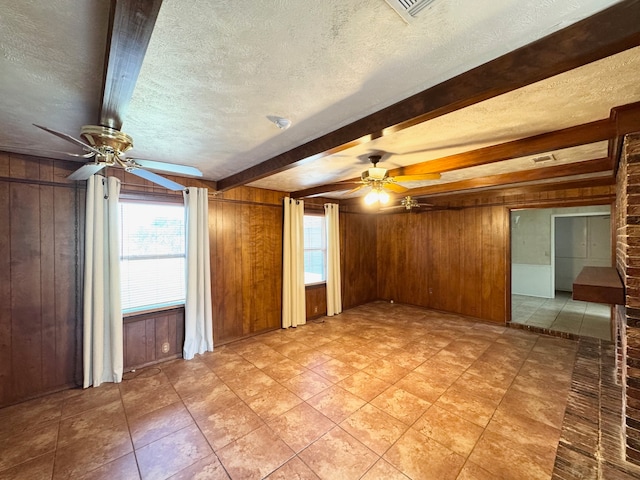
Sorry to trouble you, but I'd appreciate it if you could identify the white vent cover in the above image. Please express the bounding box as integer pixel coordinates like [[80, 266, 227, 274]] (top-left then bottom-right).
[[384, 0, 437, 23]]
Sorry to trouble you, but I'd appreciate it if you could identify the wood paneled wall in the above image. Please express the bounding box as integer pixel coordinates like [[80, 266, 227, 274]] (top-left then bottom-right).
[[376, 206, 508, 323], [340, 212, 378, 309], [124, 308, 185, 370], [210, 188, 284, 344], [0, 153, 82, 406]]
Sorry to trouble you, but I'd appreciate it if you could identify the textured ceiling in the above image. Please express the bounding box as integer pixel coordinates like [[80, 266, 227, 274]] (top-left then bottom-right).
[[0, 0, 635, 199]]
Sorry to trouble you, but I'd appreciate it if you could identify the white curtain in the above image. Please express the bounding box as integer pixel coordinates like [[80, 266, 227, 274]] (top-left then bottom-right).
[[83, 176, 123, 388], [183, 187, 214, 360], [282, 197, 306, 328], [324, 203, 342, 316]]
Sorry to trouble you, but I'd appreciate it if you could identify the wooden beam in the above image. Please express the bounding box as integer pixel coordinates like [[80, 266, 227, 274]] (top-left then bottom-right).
[[403, 157, 612, 197], [99, 0, 163, 130], [216, 1, 640, 191]]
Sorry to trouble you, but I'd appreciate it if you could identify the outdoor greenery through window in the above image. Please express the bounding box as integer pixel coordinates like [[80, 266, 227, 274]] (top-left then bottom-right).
[[120, 201, 186, 313], [303, 214, 326, 285]]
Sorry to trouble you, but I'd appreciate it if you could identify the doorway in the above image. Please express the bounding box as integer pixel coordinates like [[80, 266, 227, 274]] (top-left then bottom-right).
[[510, 205, 612, 340]]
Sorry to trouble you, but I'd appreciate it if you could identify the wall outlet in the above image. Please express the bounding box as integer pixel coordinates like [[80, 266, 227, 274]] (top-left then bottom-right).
[[161, 342, 170, 354], [313, 306, 318, 313]]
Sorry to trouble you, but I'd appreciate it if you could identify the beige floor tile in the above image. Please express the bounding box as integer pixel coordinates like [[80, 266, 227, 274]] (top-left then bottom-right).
[[223, 367, 278, 400], [395, 370, 454, 404], [268, 402, 335, 452], [298, 427, 378, 480], [285, 349, 333, 369], [53, 422, 133, 479], [340, 404, 408, 455], [335, 350, 377, 370], [265, 456, 320, 479], [413, 405, 484, 457], [58, 400, 127, 449], [245, 383, 303, 422], [182, 382, 241, 419], [0, 395, 64, 438], [77, 453, 140, 480], [362, 358, 410, 384], [217, 425, 295, 480], [169, 370, 222, 399], [468, 429, 554, 480], [311, 358, 358, 383], [282, 371, 334, 400], [497, 386, 568, 429], [135, 424, 212, 480], [167, 453, 230, 480], [61, 383, 122, 418], [435, 384, 499, 428], [0, 420, 59, 472], [455, 461, 496, 480], [360, 459, 410, 480], [128, 401, 194, 449], [261, 358, 308, 382], [384, 428, 466, 480], [121, 384, 182, 420], [242, 346, 289, 369], [370, 385, 431, 425], [197, 402, 265, 451], [0, 452, 55, 480], [307, 385, 366, 423], [337, 371, 391, 402]]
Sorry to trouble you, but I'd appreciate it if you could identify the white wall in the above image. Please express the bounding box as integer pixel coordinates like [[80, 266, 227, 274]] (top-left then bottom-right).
[[511, 205, 610, 298], [554, 215, 611, 291]]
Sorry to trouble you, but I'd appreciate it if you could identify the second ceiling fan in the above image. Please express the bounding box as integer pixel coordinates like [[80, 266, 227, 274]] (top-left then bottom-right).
[[347, 154, 441, 205]]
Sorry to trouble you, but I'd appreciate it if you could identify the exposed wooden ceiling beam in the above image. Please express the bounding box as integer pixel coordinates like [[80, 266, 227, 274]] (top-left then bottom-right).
[[217, 0, 640, 191], [99, 0, 163, 130], [403, 157, 612, 197]]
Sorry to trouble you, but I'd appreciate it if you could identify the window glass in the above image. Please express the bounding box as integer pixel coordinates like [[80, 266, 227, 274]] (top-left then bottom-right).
[[120, 201, 185, 313], [304, 214, 326, 284]]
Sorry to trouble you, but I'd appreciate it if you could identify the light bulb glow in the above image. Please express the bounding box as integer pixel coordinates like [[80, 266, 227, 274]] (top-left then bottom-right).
[[378, 190, 390, 205], [364, 190, 379, 205]]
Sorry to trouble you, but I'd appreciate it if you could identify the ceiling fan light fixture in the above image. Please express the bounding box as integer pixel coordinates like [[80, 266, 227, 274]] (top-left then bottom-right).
[[378, 190, 390, 205], [364, 189, 379, 205]]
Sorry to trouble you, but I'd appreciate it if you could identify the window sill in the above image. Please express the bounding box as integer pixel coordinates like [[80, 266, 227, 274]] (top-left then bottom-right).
[[305, 282, 326, 289], [123, 304, 185, 320]]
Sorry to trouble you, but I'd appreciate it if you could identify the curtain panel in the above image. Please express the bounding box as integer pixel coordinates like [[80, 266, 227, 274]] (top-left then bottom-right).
[[83, 175, 123, 388], [183, 187, 214, 359], [282, 197, 306, 328], [324, 203, 342, 316]]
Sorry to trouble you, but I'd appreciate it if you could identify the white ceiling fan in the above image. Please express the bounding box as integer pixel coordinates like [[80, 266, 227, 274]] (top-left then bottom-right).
[[32, 0, 201, 191]]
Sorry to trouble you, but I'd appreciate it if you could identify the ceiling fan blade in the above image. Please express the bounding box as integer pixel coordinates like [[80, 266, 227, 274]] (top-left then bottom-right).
[[68, 163, 107, 180], [0, 145, 95, 159], [344, 184, 367, 195], [384, 183, 408, 193], [393, 173, 441, 182], [128, 168, 185, 191], [99, 0, 163, 130], [130, 158, 203, 177], [33, 124, 102, 156]]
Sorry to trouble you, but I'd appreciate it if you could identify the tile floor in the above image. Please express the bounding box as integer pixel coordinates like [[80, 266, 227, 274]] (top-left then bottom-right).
[[511, 291, 612, 340], [0, 302, 581, 480]]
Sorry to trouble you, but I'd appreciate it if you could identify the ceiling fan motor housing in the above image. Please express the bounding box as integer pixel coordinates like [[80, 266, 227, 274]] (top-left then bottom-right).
[[362, 167, 388, 181], [81, 125, 133, 155]]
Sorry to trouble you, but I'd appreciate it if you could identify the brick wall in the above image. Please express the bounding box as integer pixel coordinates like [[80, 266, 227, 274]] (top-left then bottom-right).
[[617, 132, 640, 464]]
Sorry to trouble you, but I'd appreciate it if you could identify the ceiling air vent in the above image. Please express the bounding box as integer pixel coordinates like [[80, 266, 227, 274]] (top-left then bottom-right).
[[384, 0, 437, 23], [532, 154, 556, 164]]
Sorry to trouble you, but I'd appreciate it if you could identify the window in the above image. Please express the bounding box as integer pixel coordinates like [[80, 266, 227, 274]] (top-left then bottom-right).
[[303, 214, 326, 284], [119, 200, 186, 313]]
